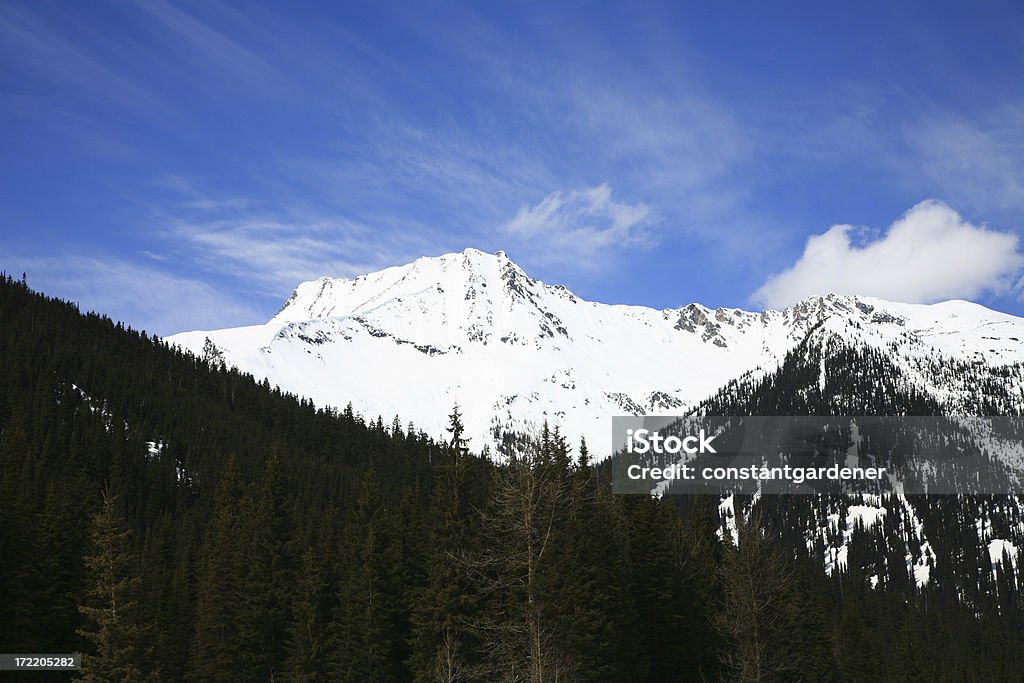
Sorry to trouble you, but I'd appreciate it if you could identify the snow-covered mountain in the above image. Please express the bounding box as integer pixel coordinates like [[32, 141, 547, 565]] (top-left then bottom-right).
[[166, 248, 1024, 456]]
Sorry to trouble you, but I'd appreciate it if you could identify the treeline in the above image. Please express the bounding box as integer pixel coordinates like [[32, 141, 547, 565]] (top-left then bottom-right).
[[2, 275, 1024, 681]]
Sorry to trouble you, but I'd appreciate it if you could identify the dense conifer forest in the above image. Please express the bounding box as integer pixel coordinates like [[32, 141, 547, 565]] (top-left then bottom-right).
[[3, 275, 1024, 681]]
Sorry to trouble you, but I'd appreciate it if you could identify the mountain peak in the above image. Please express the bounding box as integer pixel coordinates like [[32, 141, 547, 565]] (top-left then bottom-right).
[[271, 248, 536, 326], [172, 253, 1024, 457]]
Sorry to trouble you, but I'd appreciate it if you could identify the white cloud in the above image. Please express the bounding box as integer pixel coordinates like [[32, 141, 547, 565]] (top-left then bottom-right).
[[505, 183, 655, 262], [753, 200, 1024, 308]]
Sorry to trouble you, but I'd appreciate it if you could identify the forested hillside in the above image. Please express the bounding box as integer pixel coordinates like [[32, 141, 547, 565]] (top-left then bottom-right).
[[3, 275, 1024, 681]]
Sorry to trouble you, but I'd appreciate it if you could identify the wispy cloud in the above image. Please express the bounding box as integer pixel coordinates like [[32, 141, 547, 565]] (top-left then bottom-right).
[[753, 200, 1024, 308], [292, 122, 556, 226], [134, 0, 286, 98], [1, 251, 263, 336], [144, 177, 437, 295], [0, 3, 158, 110], [905, 107, 1024, 214], [505, 183, 655, 264], [171, 216, 405, 291], [569, 82, 746, 190]]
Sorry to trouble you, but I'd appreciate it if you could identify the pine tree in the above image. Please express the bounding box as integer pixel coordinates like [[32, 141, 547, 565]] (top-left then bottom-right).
[[189, 457, 249, 682], [539, 437, 631, 681], [409, 421, 480, 682], [283, 545, 328, 681], [237, 452, 294, 679], [675, 494, 723, 681], [714, 511, 798, 682], [620, 494, 685, 681], [472, 431, 575, 682], [0, 412, 45, 651], [327, 466, 404, 682], [446, 404, 469, 456], [77, 488, 146, 682]]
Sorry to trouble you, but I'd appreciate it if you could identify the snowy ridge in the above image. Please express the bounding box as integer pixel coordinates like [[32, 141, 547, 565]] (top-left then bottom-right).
[[166, 248, 1024, 457]]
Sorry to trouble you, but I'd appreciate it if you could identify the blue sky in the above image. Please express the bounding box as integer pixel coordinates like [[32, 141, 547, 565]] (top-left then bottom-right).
[[2, 1, 1024, 334]]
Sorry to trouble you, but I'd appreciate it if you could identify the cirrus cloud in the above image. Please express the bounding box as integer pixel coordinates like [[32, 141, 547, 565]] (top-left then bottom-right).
[[753, 200, 1024, 308], [504, 183, 655, 264], [0, 250, 264, 336]]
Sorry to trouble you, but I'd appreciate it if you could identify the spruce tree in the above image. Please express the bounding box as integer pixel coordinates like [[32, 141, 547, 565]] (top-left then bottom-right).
[[327, 466, 404, 682], [77, 488, 147, 682], [714, 511, 798, 682], [283, 545, 328, 681], [446, 404, 469, 456], [409, 419, 479, 682], [189, 457, 249, 682], [238, 452, 294, 679]]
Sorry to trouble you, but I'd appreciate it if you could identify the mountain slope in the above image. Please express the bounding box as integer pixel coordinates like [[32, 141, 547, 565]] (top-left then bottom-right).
[[167, 248, 1024, 455], [687, 334, 1024, 605], [5, 273, 1024, 679]]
